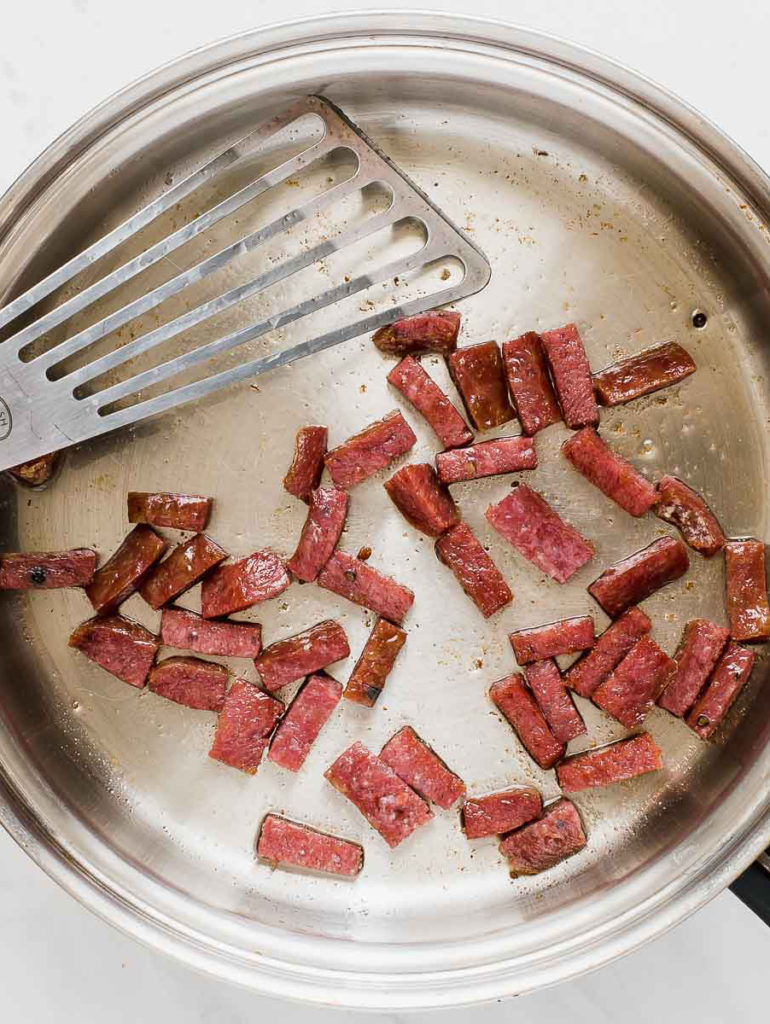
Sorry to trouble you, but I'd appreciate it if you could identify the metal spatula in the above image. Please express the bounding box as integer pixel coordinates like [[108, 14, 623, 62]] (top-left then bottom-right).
[[0, 95, 490, 473]]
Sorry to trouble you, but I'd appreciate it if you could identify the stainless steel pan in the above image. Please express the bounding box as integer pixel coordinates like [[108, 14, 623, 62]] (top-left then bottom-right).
[[2, 13, 770, 1010]]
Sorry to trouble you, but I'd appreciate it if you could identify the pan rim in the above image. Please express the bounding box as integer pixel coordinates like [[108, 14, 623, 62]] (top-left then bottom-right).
[[1, 10, 769, 1008]]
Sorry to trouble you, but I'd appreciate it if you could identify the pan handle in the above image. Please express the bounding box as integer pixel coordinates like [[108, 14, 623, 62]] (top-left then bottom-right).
[[730, 851, 770, 924]]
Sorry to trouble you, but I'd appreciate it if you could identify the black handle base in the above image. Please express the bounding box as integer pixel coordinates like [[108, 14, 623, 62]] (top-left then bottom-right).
[[730, 858, 770, 925]]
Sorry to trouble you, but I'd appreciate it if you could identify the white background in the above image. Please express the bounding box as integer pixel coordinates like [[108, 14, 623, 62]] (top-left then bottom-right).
[[2, 1, 770, 1021]]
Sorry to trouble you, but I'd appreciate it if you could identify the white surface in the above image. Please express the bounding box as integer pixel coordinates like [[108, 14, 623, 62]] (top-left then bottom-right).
[[2, 1, 770, 1021]]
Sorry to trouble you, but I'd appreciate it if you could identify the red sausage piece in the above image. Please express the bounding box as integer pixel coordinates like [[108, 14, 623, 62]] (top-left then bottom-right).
[[255, 620, 350, 693], [201, 550, 290, 619], [447, 341, 515, 430], [486, 484, 594, 584], [388, 356, 473, 449], [588, 536, 689, 618], [658, 619, 729, 717], [209, 678, 283, 772], [525, 660, 586, 743], [462, 787, 542, 839], [69, 615, 159, 688], [384, 463, 459, 538], [592, 636, 674, 728], [127, 492, 212, 532], [160, 607, 262, 658], [139, 534, 227, 610], [510, 616, 594, 665], [149, 656, 228, 711], [268, 674, 342, 771], [283, 426, 328, 503], [593, 341, 696, 406], [86, 526, 167, 613], [725, 539, 770, 641], [325, 410, 416, 489], [257, 814, 363, 877], [324, 741, 433, 847], [556, 733, 662, 792], [686, 642, 756, 739], [489, 673, 566, 770], [286, 486, 348, 582], [317, 551, 414, 624], [499, 799, 586, 876], [654, 476, 726, 556], [373, 310, 460, 357], [565, 606, 651, 698], [380, 726, 465, 809], [0, 548, 97, 590], [562, 427, 656, 517], [9, 453, 58, 487], [344, 618, 407, 707], [435, 436, 537, 485], [540, 323, 599, 429], [435, 522, 513, 618], [502, 332, 561, 436]]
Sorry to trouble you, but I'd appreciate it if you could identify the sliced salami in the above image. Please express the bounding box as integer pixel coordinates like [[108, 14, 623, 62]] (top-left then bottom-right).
[[447, 341, 515, 430], [489, 672, 566, 769], [435, 437, 537, 485], [435, 521, 513, 618], [373, 310, 460, 357], [209, 678, 283, 772], [255, 620, 350, 693], [565, 606, 651, 698], [343, 618, 407, 707], [149, 656, 228, 711], [317, 551, 414, 624], [69, 615, 159, 688], [499, 799, 587, 876], [139, 534, 227, 609], [201, 550, 290, 618], [0, 548, 97, 590], [86, 526, 167, 613], [658, 619, 729, 717], [592, 635, 674, 728], [540, 323, 599, 429], [268, 674, 342, 771], [593, 342, 696, 406], [654, 475, 726, 556], [324, 410, 416, 488], [286, 486, 348, 582], [127, 491, 212, 532], [725, 539, 770, 641], [556, 733, 662, 792], [384, 463, 460, 538], [388, 356, 473, 449], [324, 741, 433, 848], [9, 453, 58, 487], [462, 787, 542, 839], [160, 607, 262, 658], [257, 814, 363, 877], [686, 642, 756, 739], [501, 332, 561, 436], [525, 659, 586, 743], [510, 616, 595, 665], [486, 483, 594, 583], [380, 726, 465, 809], [562, 427, 656, 517], [283, 426, 327, 502], [588, 536, 689, 617]]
